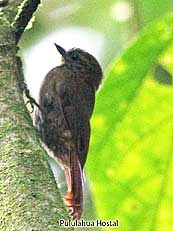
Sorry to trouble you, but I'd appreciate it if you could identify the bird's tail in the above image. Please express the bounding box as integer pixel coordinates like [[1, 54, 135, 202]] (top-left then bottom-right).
[[63, 151, 84, 220]]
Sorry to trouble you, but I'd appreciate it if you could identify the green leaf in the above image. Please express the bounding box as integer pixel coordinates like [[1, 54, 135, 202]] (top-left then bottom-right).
[[86, 13, 173, 230]]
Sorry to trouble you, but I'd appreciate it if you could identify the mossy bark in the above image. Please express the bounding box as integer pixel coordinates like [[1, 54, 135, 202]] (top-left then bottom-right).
[[0, 2, 73, 231]]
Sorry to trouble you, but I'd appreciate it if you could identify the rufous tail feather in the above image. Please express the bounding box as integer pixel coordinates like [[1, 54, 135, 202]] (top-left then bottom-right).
[[63, 152, 84, 220]]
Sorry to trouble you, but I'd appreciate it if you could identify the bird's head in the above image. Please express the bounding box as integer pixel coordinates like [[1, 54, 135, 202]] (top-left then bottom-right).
[[54, 43, 103, 90]]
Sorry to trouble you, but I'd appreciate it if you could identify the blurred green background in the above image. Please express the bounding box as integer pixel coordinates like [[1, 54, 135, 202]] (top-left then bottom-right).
[[20, 1, 173, 230]]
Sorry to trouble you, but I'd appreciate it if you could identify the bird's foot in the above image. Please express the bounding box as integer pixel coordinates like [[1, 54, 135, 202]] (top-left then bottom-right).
[[21, 82, 42, 113], [64, 192, 82, 220]]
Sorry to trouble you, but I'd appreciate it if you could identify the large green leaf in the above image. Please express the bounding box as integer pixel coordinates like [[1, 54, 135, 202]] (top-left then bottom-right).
[[86, 13, 173, 230]]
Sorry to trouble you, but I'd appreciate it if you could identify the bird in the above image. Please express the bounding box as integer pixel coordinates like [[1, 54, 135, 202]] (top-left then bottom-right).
[[34, 44, 103, 219]]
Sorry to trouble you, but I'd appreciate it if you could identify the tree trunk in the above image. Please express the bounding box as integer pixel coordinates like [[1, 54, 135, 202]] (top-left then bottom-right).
[[0, 1, 73, 230]]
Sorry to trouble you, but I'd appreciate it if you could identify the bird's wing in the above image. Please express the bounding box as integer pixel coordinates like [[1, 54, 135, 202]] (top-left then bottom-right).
[[58, 82, 94, 168]]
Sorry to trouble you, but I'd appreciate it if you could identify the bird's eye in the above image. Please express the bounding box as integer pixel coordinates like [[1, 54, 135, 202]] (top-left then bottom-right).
[[71, 53, 79, 60]]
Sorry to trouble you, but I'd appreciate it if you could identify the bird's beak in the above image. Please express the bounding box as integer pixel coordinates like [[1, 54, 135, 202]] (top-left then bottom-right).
[[54, 43, 66, 59]]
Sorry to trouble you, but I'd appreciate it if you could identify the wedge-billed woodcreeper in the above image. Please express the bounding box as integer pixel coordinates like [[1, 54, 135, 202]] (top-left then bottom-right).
[[34, 44, 103, 219]]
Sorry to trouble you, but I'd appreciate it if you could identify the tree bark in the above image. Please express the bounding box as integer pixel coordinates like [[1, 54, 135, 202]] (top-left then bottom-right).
[[0, 1, 73, 230]]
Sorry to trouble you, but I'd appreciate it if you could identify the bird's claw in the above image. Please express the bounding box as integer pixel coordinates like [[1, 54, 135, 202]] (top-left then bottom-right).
[[21, 82, 42, 113]]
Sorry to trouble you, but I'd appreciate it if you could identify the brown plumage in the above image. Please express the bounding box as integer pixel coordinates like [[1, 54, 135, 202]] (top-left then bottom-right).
[[34, 44, 103, 219]]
